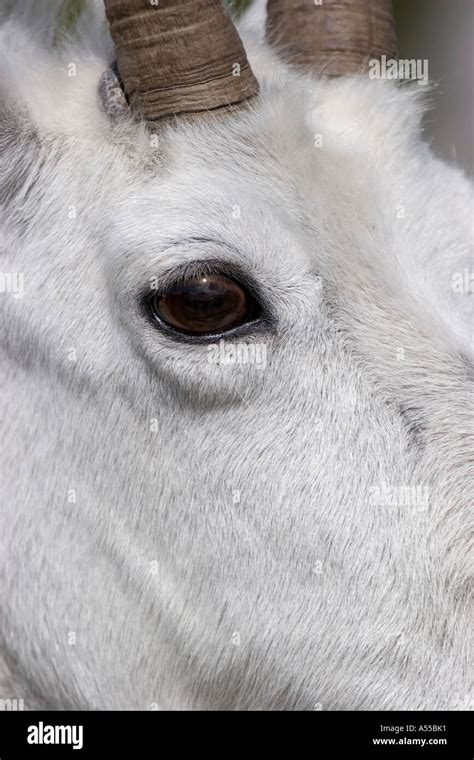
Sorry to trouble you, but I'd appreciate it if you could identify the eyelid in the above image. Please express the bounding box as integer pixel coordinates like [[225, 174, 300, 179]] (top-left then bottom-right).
[[146, 308, 271, 345], [144, 258, 269, 311], [150, 239, 241, 288], [150, 258, 253, 292]]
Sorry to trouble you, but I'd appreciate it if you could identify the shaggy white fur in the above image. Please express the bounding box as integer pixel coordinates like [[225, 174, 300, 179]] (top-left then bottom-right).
[[0, 1, 472, 710]]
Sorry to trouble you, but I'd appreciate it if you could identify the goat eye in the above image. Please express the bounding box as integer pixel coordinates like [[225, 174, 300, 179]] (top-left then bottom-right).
[[150, 274, 260, 336]]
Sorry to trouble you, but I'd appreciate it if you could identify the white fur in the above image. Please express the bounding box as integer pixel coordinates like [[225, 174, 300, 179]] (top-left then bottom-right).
[[0, 1, 472, 710]]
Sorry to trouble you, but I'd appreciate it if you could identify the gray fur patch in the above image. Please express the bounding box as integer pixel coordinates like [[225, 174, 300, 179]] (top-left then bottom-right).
[[98, 62, 129, 121]]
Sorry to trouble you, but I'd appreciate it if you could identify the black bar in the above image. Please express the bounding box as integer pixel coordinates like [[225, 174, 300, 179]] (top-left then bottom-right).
[[0, 710, 471, 757]]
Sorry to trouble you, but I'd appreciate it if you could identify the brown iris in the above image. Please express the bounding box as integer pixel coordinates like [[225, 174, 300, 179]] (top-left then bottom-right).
[[151, 274, 259, 336]]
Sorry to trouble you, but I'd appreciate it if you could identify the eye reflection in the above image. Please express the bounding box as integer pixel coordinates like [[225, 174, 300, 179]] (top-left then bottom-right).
[[150, 273, 261, 336]]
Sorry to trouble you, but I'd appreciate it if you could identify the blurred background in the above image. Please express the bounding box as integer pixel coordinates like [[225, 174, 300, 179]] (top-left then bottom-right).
[[394, 0, 473, 174]]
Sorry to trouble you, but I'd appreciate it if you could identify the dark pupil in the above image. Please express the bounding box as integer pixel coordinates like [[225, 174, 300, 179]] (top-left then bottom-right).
[[155, 275, 249, 335]]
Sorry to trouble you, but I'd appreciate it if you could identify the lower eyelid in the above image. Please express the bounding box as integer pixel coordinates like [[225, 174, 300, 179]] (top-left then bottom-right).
[[144, 300, 269, 344]]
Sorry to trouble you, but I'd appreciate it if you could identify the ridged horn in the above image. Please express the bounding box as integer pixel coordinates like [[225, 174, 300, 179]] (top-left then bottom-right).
[[266, 0, 398, 76], [103, 0, 259, 121]]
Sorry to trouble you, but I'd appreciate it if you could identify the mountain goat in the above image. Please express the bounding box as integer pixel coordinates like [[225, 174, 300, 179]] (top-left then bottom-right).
[[0, 0, 472, 711]]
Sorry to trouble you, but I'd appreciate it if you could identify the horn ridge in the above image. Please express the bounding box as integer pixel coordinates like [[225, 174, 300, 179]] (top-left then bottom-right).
[[104, 0, 259, 121]]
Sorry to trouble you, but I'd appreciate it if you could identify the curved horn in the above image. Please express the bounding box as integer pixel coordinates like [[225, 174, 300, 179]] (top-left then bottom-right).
[[103, 0, 259, 121], [266, 0, 397, 76]]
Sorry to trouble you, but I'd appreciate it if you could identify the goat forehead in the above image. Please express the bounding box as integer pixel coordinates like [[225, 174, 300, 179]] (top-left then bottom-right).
[[166, 96, 314, 180], [104, 184, 315, 295], [109, 150, 315, 269]]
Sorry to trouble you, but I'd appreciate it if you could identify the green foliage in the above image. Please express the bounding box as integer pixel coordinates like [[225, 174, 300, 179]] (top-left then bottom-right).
[[53, 0, 85, 45], [225, 0, 254, 16], [61, 0, 84, 32]]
